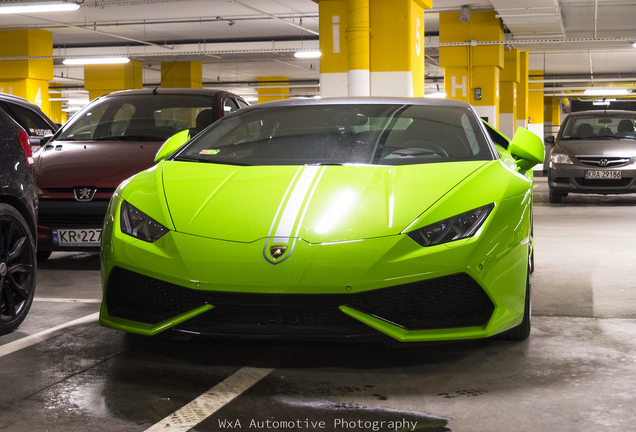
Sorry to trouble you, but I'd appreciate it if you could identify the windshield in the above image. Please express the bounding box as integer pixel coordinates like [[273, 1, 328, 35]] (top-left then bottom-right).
[[560, 113, 636, 140], [57, 94, 216, 141], [174, 104, 493, 166]]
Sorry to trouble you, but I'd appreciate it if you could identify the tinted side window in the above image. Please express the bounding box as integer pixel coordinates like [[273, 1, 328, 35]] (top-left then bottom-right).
[[223, 98, 240, 116], [236, 99, 249, 109], [6, 103, 54, 137], [482, 121, 509, 149]]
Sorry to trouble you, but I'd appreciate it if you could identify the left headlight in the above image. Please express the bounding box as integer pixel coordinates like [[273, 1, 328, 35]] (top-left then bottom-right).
[[549, 153, 573, 164], [120, 201, 168, 242], [407, 204, 494, 247]]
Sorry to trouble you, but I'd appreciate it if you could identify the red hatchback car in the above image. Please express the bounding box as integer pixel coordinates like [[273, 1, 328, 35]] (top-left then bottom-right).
[[35, 88, 248, 261]]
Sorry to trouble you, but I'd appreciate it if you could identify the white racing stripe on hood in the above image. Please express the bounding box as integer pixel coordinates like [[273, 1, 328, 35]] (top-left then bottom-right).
[[264, 165, 325, 265], [273, 165, 321, 241]]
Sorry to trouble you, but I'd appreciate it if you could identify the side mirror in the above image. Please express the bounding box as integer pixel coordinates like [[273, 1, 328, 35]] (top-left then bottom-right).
[[154, 129, 190, 163], [509, 127, 545, 171], [40, 135, 54, 146], [544, 135, 555, 144]]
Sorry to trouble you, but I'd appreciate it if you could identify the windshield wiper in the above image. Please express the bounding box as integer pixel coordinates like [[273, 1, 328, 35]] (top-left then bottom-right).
[[92, 135, 166, 141], [174, 156, 252, 166]]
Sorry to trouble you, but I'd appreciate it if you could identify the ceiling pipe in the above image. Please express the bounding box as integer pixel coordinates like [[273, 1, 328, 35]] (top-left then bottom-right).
[[594, 0, 598, 39], [22, 15, 174, 50], [227, 0, 319, 36], [530, 77, 636, 83]]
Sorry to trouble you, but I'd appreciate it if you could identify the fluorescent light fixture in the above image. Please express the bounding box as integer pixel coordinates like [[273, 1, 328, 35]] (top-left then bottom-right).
[[294, 51, 322, 59], [0, 1, 79, 14], [633, 41, 636, 48], [62, 106, 83, 112], [424, 92, 447, 98], [584, 88, 629, 96], [66, 99, 89, 105], [244, 96, 259, 102], [63, 57, 130, 65], [593, 99, 616, 106]]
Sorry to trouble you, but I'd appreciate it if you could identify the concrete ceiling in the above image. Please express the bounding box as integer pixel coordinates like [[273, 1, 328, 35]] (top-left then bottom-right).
[[2, 0, 636, 104]]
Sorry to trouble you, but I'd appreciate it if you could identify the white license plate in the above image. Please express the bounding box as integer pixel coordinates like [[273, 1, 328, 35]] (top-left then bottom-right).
[[585, 170, 622, 180], [53, 229, 102, 247]]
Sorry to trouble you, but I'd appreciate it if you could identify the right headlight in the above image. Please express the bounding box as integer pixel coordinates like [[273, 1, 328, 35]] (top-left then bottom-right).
[[407, 204, 494, 247], [120, 201, 168, 242], [549, 153, 573, 164]]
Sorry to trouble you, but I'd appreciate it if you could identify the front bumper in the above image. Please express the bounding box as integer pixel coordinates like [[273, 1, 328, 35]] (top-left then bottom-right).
[[549, 165, 636, 194], [100, 194, 531, 342]]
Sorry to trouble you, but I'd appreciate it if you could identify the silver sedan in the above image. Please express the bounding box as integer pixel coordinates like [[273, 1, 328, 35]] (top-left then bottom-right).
[[547, 110, 636, 203]]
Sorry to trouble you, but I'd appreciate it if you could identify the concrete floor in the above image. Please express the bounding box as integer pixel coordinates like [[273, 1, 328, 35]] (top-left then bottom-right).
[[2, 177, 636, 432]]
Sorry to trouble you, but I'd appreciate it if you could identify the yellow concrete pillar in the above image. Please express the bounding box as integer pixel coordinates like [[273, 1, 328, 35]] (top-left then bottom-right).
[[528, 70, 544, 139], [369, 0, 431, 97], [257, 76, 289, 103], [499, 49, 520, 139], [544, 96, 561, 138], [0, 30, 53, 116], [439, 11, 504, 127], [48, 100, 64, 125], [160, 61, 202, 88], [319, 0, 348, 97], [84, 61, 142, 101], [346, 0, 370, 96], [516, 51, 529, 131]]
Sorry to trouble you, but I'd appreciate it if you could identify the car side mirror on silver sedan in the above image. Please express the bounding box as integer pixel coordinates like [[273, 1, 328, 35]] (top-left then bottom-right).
[[154, 129, 191, 163], [509, 127, 545, 171]]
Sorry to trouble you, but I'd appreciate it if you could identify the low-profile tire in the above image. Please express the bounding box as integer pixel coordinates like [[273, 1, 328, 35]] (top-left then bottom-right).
[[0, 204, 37, 336], [548, 189, 563, 203], [36, 250, 52, 262], [494, 266, 531, 341]]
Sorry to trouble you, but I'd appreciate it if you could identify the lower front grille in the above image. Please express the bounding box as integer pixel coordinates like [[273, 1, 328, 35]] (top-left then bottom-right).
[[106, 268, 206, 324], [105, 267, 495, 332], [575, 178, 632, 187], [38, 213, 107, 227]]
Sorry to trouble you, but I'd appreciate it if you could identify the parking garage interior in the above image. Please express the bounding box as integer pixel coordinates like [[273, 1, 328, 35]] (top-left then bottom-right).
[[2, 1, 636, 431]]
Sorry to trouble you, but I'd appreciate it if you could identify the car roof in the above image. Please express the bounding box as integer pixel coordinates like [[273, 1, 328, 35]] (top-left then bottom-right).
[[103, 88, 241, 98], [250, 97, 472, 109], [0, 93, 47, 112]]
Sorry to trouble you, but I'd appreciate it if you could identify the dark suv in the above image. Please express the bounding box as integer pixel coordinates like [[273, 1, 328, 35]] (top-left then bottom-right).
[[35, 88, 248, 260], [0, 107, 38, 335], [0, 94, 58, 151]]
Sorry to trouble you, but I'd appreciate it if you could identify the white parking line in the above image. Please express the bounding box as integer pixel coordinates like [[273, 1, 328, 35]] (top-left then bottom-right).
[[0, 312, 99, 358], [34, 298, 102, 303], [145, 352, 284, 432]]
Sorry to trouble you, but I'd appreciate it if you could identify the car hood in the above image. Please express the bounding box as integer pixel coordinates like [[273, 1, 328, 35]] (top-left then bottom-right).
[[161, 160, 488, 243], [556, 138, 636, 157], [35, 140, 163, 188]]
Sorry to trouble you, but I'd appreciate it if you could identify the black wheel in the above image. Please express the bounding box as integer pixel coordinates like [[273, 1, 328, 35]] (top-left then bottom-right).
[[0, 204, 37, 336], [549, 189, 563, 203], [494, 265, 531, 341], [36, 250, 52, 262]]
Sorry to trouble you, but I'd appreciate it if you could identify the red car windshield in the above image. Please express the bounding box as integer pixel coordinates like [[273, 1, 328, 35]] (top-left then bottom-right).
[[176, 104, 494, 166], [57, 95, 216, 142]]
